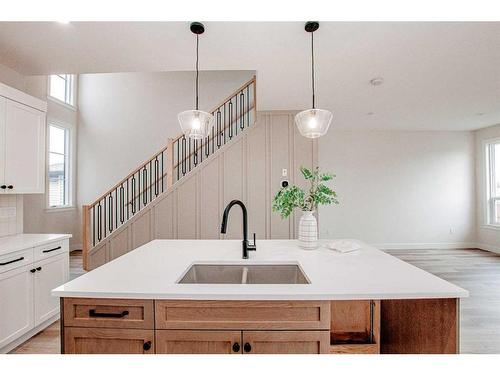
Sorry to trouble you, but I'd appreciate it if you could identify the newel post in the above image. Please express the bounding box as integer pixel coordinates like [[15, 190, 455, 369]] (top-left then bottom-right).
[[82, 204, 91, 270]]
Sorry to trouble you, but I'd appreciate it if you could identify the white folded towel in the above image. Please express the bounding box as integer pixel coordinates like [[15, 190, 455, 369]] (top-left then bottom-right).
[[325, 240, 361, 253]]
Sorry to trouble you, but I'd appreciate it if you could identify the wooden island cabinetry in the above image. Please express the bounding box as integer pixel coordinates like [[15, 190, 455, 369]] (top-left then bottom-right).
[[60, 297, 458, 354]]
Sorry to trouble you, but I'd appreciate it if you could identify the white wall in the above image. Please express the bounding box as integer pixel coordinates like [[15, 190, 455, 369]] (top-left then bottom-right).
[[474, 123, 500, 252], [77, 70, 254, 206], [318, 130, 476, 247]]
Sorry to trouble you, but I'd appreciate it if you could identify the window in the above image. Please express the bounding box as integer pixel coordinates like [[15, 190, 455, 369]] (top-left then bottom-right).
[[486, 139, 500, 226], [48, 123, 71, 208], [48, 74, 75, 107]]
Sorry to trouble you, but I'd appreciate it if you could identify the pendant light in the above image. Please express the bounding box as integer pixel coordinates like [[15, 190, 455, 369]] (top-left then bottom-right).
[[178, 22, 214, 140], [295, 21, 333, 139]]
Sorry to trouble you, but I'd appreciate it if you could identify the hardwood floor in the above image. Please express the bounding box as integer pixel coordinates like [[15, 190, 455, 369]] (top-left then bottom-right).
[[386, 248, 500, 354], [9, 248, 500, 354]]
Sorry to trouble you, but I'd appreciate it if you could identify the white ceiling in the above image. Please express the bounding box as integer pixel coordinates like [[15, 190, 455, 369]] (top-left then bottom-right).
[[0, 21, 499, 131]]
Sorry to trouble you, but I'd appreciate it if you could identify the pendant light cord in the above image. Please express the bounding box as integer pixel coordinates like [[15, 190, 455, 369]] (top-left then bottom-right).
[[195, 34, 199, 110], [311, 31, 315, 109]]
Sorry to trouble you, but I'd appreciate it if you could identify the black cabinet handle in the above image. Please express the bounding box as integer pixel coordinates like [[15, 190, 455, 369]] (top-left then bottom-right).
[[30, 268, 36, 273], [0, 185, 6, 189], [36, 266, 42, 271], [143, 341, 152, 351], [42, 246, 61, 253], [7, 185, 13, 189], [232, 342, 240, 353], [89, 309, 129, 318], [243, 343, 252, 353], [0, 256, 24, 266]]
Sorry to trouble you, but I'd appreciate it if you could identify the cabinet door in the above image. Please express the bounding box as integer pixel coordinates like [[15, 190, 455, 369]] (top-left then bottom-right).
[[64, 327, 154, 354], [0, 97, 5, 184], [4, 98, 45, 193], [241, 331, 329, 354], [0, 265, 34, 348], [156, 330, 242, 354], [34, 253, 69, 325]]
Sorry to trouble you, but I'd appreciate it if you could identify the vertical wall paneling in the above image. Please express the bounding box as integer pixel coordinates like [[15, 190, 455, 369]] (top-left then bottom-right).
[[154, 194, 174, 239], [176, 174, 198, 239], [269, 114, 291, 239], [200, 158, 220, 239], [246, 114, 268, 239], [109, 227, 130, 260], [131, 210, 152, 249], [222, 139, 245, 239], [86, 112, 319, 269]]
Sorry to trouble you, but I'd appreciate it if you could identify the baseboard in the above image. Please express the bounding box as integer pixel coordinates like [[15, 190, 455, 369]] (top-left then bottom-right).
[[474, 242, 500, 254], [1, 313, 59, 354], [373, 242, 478, 250], [70, 243, 82, 251]]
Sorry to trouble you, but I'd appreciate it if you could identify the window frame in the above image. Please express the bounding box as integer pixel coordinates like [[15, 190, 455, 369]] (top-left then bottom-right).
[[485, 137, 500, 227], [47, 74, 77, 110], [46, 119, 76, 211]]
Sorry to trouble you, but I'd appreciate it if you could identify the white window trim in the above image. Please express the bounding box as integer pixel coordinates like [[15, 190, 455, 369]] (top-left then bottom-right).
[[45, 118, 77, 211], [47, 74, 77, 110], [483, 136, 500, 228]]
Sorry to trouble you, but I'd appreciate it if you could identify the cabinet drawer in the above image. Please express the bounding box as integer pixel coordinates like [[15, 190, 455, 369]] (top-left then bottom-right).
[[0, 248, 33, 274], [155, 300, 330, 330], [34, 240, 67, 261], [63, 298, 154, 329], [64, 327, 154, 354]]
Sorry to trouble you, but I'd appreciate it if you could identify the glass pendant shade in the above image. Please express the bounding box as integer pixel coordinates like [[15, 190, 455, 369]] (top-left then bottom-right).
[[178, 109, 214, 140], [294, 108, 333, 139]]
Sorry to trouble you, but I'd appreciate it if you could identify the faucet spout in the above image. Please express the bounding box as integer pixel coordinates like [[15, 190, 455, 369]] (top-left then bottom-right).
[[220, 200, 256, 259]]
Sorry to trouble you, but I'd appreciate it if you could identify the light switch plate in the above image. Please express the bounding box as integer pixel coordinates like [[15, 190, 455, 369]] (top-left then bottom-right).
[[282, 168, 287, 177], [0, 207, 16, 219]]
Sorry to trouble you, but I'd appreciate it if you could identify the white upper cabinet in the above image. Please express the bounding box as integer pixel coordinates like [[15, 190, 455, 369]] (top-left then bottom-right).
[[0, 83, 47, 194]]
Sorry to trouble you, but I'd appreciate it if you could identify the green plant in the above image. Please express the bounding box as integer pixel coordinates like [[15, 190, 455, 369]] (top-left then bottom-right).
[[272, 166, 339, 219]]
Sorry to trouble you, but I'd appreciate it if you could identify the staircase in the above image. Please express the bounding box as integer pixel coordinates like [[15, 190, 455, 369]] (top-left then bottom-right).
[[82, 76, 256, 269]]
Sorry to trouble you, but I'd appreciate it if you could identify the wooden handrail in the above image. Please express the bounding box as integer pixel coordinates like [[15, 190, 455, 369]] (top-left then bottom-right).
[[172, 76, 256, 143]]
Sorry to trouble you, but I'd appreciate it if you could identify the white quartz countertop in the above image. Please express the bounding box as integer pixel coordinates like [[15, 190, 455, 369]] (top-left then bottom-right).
[[53, 239, 468, 300], [0, 233, 72, 256]]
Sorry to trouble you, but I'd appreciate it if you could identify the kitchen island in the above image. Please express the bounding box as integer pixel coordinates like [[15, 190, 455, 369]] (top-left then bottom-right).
[[53, 239, 467, 354]]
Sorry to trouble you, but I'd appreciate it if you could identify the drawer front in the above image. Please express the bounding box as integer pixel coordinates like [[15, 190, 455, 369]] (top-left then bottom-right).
[[34, 240, 68, 261], [0, 248, 33, 274], [64, 327, 154, 354], [155, 300, 330, 330], [63, 298, 154, 329]]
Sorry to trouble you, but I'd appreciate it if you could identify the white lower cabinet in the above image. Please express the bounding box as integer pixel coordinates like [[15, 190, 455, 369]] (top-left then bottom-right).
[[0, 238, 69, 352], [0, 265, 34, 348], [34, 253, 69, 326]]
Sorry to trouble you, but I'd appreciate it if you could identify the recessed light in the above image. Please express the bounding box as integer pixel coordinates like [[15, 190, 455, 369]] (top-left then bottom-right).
[[475, 112, 485, 116], [366, 112, 375, 116], [369, 77, 384, 86]]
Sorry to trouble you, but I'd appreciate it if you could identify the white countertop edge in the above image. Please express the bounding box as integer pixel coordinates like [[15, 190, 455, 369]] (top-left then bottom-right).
[[0, 234, 72, 255], [52, 290, 468, 300]]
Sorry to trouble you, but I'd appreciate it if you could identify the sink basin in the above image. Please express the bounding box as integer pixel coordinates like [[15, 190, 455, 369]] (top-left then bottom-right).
[[177, 264, 310, 284]]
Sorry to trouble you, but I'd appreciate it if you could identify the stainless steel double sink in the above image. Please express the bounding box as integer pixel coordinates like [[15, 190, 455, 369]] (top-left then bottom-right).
[[177, 263, 310, 284]]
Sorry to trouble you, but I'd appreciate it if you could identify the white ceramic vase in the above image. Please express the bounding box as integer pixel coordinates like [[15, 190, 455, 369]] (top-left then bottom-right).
[[298, 210, 318, 250]]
